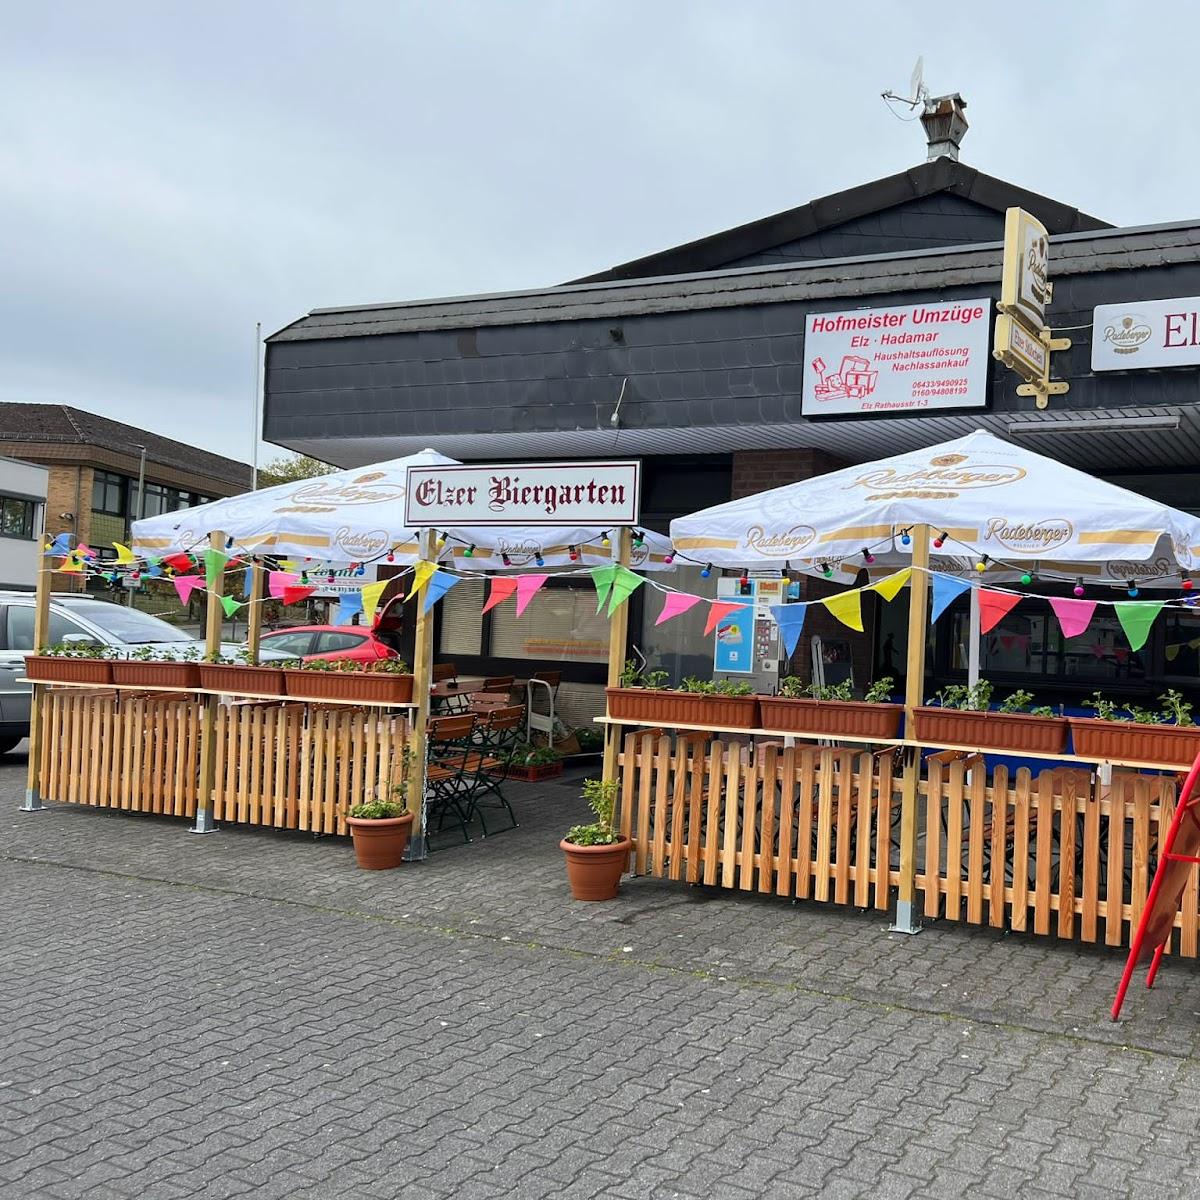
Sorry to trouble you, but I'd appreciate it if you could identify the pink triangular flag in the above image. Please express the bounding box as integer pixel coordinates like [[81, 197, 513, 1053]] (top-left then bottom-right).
[[703, 600, 750, 637], [978, 588, 1023, 634], [268, 571, 298, 599], [514, 574, 549, 617], [174, 576, 203, 604], [655, 591, 703, 627], [1049, 596, 1097, 639], [482, 576, 519, 614]]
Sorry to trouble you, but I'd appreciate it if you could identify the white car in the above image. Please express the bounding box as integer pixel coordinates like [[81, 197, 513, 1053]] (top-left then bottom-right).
[[0, 592, 283, 753]]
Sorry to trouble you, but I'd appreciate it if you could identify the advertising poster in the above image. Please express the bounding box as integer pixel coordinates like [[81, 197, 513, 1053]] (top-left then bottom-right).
[[713, 602, 753, 674], [801, 298, 991, 415]]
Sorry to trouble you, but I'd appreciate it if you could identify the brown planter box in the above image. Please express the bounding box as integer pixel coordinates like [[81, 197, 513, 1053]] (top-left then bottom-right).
[[111, 661, 201, 689], [758, 696, 903, 739], [24, 656, 113, 685], [606, 687, 760, 730], [282, 670, 415, 705], [196, 663, 285, 696], [1068, 718, 1200, 768], [913, 707, 1069, 755], [506, 760, 564, 782]]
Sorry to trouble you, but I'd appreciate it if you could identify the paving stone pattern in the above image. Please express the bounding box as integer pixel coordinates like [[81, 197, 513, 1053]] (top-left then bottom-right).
[[3, 751, 1200, 1198]]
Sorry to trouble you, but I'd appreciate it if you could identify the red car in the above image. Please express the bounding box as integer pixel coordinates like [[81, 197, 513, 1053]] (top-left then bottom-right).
[[257, 624, 401, 664]]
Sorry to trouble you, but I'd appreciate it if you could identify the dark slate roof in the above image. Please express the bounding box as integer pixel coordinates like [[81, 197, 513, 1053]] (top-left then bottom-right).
[[571, 158, 1111, 283], [267, 219, 1200, 343], [0, 404, 252, 489]]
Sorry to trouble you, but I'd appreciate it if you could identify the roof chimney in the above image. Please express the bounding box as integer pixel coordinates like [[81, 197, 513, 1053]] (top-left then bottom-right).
[[920, 93, 968, 161]]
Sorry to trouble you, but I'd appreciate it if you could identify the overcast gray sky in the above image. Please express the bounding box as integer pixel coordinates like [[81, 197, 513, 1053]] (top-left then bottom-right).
[[5, 1, 1197, 466]]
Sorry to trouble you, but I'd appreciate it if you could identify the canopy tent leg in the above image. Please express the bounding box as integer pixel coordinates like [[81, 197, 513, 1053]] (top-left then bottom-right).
[[246, 559, 265, 663], [191, 531, 226, 835], [891, 524, 929, 935], [405, 528, 437, 861], [20, 546, 54, 812], [602, 528, 633, 788]]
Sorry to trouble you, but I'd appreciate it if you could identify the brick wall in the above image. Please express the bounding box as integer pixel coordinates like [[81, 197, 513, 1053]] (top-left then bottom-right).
[[44, 465, 89, 594], [729, 448, 881, 694]]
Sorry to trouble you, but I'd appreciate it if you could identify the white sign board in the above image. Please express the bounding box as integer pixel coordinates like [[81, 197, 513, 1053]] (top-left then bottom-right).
[[1092, 297, 1200, 371], [405, 460, 641, 527], [801, 298, 992, 415]]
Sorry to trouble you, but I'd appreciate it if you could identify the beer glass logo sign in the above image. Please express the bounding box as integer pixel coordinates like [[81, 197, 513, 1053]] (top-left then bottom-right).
[[983, 517, 1073, 554], [1103, 314, 1152, 355], [743, 524, 816, 556]]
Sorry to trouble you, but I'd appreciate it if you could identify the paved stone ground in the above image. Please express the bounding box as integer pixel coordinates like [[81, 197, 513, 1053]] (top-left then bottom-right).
[[4, 745, 1200, 1198]]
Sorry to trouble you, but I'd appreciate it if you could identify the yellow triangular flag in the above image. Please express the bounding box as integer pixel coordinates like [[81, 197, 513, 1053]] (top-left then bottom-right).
[[112, 542, 136, 565], [867, 568, 911, 602], [406, 560, 438, 601], [361, 580, 388, 625], [58, 555, 84, 575], [822, 589, 864, 632]]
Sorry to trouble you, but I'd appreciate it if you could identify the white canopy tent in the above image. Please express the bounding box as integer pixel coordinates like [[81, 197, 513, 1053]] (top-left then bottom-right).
[[438, 526, 674, 572]]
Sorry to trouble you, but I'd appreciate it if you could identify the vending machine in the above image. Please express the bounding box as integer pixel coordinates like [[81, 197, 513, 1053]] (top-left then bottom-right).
[[712, 575, 792, 695]]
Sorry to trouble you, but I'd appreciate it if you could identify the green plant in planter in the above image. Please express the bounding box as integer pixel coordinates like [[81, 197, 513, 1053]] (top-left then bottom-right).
[[618, 659, 668, 689], [779, 676, 805, 699], [680, 676, 752, 697], [998, 689, 1057, 718], [864, 676, 895, 704], [565, 778, 620, 846], [1125, 704, 1163, 726], [1084, 691, 1123, 722], [506, 742, 559, 766], [46, 640, 115, 660], [371, 658, 411, 675], [714, 678, 752, 696], [128, 645, 160, 662], [931, 680, 994, 711], [806, 680, 853, 701], [1160, 689, 1194, 727], [347, 796, 408, 819], [575, 726, 604, 752]]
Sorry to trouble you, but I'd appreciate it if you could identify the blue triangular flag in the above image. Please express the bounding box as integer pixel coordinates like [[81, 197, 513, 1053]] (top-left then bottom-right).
[[44, 532, 71, 556], [243, 567, 254, 598], [770, 603, 808, 657], [930, 573, 972, 623], [422, 570, 462, 613], [335, 591, 364, 624]]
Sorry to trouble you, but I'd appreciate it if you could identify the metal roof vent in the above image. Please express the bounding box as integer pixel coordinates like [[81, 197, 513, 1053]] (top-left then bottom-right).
[[920, 93, 968, 162]]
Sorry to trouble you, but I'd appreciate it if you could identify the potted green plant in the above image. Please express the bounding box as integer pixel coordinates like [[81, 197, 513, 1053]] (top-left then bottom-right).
[[759, 675, 902, 739], [1068, 689, 1200, 766], [560, 778, 632, 901], [505, 742, 563, 782], [606, 661, 760, 729], [196, 648, 286, 696], [345, 758, 414, 869], [111, 644, 202, 689], [282, 657, 415, 705], [913, 681, 1068, 754], [25, 641, 115, 685]]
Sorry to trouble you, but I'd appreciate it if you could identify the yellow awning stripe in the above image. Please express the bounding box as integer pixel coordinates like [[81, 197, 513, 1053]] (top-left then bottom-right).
[[1077, 530, 1161, 546], [672, 536, 741, 551]]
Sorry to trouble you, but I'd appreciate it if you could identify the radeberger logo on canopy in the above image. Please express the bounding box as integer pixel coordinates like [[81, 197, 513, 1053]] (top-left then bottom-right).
[[743, 524, 816, 555], [334, 527, 389, 557], [983, 517, 1073, 554], [850, 456, 1026, 499]]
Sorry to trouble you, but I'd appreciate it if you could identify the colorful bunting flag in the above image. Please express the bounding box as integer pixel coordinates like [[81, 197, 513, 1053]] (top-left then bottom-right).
[[112, 542, 136, 565], [219, 595, 245, 617], [407, 560, 439, 601], [59, 553, 85, 574], [361, 579, 389, 625], [590, 564, 617, 613], [174, 576, 204, 604], [1048, 596, 1097, 639], [655, 591, 703, 627], [147, 562, 162, 578], [44, 532, 71, 557], [822, 590, 863, 632], [1115, 601, 1164, 652], [704, 600, 749, 637], [867, 568, 911, 602], [335, 592, 364, 624], [769, 603, 808, 656], [423, 570, 462, 613], [482, 576, 518, 614], [978, 589, 1023, 634], [268, 571, 298, 599], [204, 548, 229, 589], [515, 574, 549, 617], [606, 566, 644, 616], [930, 573, 971, 623], [282, 585, 317, 606], [163, 552, 193, 574]]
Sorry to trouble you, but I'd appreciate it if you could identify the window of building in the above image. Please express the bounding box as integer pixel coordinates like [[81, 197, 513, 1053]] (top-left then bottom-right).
[[138, 482, 170, 519], [490, 582, 609, 664], [91, 471, 126, 516], [0, 496, 36, 540]]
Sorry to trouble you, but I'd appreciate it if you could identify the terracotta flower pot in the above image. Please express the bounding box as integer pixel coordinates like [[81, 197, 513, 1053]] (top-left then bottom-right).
[[196, 663, 285, 696], [913, 707, 1069, 755], [1068, 718, 1200, 768], [606, 688, 759, 730], [560, 836, 633, 901], [283, 669, 415, 704], [111, 660, 201, 689], [347, 813, 414, 869], [24, 656, 113, 685], [758, 696, 903, 739]]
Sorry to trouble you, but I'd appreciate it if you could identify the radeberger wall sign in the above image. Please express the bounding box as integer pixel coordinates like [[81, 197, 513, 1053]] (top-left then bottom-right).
[[405, 460, 641, 526], [1092, 297, 1200, 371]]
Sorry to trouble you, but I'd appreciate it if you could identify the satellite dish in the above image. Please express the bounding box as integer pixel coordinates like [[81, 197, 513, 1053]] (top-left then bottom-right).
[[909, 55, 925, 106]]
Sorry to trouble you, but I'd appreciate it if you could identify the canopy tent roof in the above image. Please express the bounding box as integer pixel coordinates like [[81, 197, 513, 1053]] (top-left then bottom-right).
[[670, 430, 1200, 589], [438, 526, 674, 572]]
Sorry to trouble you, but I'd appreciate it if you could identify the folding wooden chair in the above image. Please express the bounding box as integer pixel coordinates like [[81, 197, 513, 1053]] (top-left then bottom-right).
[[426, 714, 479, 844]]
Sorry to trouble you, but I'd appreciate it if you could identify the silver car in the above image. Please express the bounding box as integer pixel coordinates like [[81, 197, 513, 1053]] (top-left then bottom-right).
[[0, 592, 255, 753]]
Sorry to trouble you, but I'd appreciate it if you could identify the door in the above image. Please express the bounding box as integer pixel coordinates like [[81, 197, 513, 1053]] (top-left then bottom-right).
[[0, 604, 98, 727]]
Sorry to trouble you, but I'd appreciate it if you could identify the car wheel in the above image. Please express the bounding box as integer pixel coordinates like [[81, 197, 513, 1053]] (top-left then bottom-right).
[[0, 735, 24, 755]]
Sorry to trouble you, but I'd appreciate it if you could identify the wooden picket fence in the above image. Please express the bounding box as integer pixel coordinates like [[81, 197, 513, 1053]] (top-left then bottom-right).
[[617, 730, 1200, 956], [37, 688, 409, 835], [616, 731, 899, 909]]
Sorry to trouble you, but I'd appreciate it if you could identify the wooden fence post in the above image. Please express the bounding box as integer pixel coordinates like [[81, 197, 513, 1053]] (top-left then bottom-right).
[[20, 542, 54, 811], [602, 527, 633, 787], [191, 531, 226, 834], [406, 528, 436, 860]]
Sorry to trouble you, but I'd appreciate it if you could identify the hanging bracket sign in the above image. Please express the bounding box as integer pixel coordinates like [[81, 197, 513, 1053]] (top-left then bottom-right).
[[405, 460, 641, 527]]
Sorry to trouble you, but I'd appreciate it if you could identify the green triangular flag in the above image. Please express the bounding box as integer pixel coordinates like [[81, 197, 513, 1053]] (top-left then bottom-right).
[[220, 594, 245, 617], [606, 565, 645, 616], [591, 564, 618, 613], [204, 548, 230, 589], [1114, 601, 1164, 652]]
